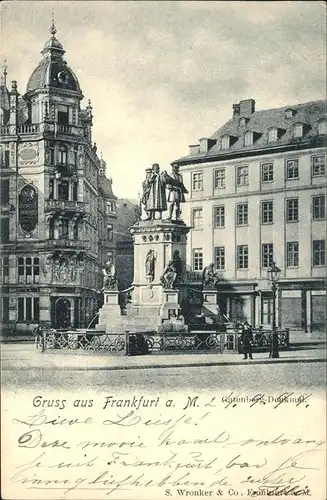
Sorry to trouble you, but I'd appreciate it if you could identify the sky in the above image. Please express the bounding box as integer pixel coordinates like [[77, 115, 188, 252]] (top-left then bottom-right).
[[1, 1, 326, 198]]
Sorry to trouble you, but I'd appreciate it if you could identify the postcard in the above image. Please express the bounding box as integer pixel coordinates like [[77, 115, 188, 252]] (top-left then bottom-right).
[[1, 1, 326, 499]]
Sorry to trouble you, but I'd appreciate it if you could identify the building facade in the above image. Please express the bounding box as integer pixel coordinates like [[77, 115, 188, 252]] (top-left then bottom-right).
[[0, 23, 116, 336], [115, 198, 140, 291], [173, 98, 327, 332]]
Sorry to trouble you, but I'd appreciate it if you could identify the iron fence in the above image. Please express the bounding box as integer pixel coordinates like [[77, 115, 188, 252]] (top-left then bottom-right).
[[40, 327, 290, 355], [41, 330, 126, 353]]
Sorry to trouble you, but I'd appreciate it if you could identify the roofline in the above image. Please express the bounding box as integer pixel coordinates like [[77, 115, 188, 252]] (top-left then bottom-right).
[[24, 87, 84, 101], [171, 138, 326, 167]]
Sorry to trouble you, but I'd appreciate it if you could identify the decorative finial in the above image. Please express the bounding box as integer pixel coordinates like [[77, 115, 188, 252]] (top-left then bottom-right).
[[50, 11, 57, 37]]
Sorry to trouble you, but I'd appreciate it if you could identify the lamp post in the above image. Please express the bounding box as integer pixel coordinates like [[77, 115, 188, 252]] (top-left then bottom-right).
[[267, 261, 281, 358]]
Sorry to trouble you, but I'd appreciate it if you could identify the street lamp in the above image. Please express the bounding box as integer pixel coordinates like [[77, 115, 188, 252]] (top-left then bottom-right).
[[267, 261, 281, 358]]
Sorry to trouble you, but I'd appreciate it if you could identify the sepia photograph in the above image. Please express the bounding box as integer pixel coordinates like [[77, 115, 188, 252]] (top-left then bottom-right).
[[1, 1, 326, 499]]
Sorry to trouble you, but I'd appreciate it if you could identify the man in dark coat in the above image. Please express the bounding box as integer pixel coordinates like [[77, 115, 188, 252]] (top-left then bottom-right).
[[241, 320, 253, 360]]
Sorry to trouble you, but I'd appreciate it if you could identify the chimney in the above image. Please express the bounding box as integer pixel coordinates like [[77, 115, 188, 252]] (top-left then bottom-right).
[[233, 104, 240, 117], [189, 144, 200, 155], [239, 99, 255, 116]]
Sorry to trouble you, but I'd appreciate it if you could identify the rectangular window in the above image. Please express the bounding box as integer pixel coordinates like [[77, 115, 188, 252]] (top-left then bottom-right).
[[244, 132, 253, 146], [107, 224, 114, 241], [286, 198, 299, 222], [214, 168, 225, 188], [17, 297, 39, 322], [312, 240, 325, 266], [221, 136, 230, 149], [261, 163, 274, 182], [215, 246, 225, 270], [236, 203, 248, 226], [57, 105, 69, 125], [192, 248, 203, 271], [261, 201, 273, 224], [0, 297, 9, 323], [214, 206, 225, 228], [1, 150, 10, 168], [192, 172, 203, 191], [294, 124, 303, 138], [192, 208, 203, 229], [262, 243, 274, 268], [268, 129, 278, 142], [17, 257, 39, 284], [0, 217, 9, 244], [313, 195, 325, 220], [312, 155, 326, 176], [236, 166, 249, 186], [0, 257, 9, 284], [287, 242, 299, 267], [237, 245, 248, 269], [286, 159, 299, 179], [0, 179, 9, 204]]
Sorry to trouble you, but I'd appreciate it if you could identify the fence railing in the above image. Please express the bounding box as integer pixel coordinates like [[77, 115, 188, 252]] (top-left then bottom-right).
[[41, 330, 126, 353], [39, 328, 290, 355]]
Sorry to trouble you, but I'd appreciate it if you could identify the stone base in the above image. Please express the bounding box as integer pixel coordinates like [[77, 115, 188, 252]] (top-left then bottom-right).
[[97, 291, 121, 332], [160, 289, 181, 321], [202, 289, 224, 322]]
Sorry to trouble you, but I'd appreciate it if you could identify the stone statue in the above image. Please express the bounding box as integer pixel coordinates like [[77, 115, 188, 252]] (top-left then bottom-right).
[[160, 250, 182, 289], [202, 263, 219, 289], [102, 253, 117, 290], [145, 249, 156, 282], [160, 260, 177, 289], [166, 165, 188, 221], [140, 163, 188, 221], [140, 168, 153, 220], [145, 163, 169, 220]]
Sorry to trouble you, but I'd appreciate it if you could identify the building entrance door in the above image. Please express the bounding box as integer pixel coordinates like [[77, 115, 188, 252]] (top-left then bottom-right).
[[55, 298, 71, 329], [261, 296, 272, 326]]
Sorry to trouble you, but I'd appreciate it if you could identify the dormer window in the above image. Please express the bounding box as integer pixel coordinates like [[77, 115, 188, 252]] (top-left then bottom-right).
[[294, 123, 303, 138], [285, 108, 296, 119], [268, 128, 278, 142], [244, 131, 253, 146], [318, 120, 327, 135], [240, 117, 249, 126], [221, 135, 230, 150]]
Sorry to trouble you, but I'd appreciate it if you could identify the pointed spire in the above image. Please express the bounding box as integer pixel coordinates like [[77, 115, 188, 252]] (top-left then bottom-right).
[[1, 60, 7, 86], [50, 11, 57, 37]]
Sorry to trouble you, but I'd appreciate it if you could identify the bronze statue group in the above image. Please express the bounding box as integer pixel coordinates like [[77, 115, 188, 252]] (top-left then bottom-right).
[[140, 163, 188, 222]]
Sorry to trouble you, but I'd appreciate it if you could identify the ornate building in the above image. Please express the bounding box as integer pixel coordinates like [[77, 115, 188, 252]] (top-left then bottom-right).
[[0, 22, 116, 336], [173, 98, 326, 333]]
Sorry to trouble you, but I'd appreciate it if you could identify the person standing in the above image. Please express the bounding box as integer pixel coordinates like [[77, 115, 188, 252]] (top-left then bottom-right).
[[241, 320, 253, 360]]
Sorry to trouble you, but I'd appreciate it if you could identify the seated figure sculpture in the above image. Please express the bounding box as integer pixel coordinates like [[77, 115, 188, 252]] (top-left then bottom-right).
[[202, 263, 219, 289], [160, 250, 182, 289]]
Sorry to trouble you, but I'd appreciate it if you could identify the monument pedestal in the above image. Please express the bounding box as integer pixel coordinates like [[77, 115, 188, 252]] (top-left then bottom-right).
[[202, 289, 223, 320], [96, 290, 121, 331], [97, 219, 191, 334], [160, 289, 180, 321]]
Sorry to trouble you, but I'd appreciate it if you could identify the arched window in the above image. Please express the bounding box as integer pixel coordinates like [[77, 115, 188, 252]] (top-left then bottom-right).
[[58, 145, 67, 165]]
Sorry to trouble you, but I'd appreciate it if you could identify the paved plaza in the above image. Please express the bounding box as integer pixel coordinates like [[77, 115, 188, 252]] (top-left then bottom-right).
[[2, 342, 326, 391]]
